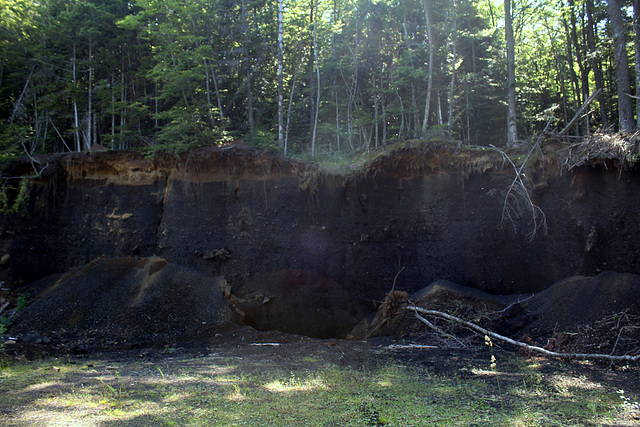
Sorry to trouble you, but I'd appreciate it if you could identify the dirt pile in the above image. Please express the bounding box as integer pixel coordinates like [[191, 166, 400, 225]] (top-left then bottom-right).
[[3, 261, 640, 361], [8, 257, 234, 353], [525, 271, 640, 333]]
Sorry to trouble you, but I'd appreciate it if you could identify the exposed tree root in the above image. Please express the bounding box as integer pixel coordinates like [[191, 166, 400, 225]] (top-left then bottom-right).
[[407, 305, 640, 363]]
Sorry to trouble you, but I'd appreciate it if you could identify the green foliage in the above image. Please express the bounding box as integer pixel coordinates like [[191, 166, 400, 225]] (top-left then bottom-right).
[[0, 0, 636, 158], [246, 126, 278, 152], [0, 179, 29, 215]]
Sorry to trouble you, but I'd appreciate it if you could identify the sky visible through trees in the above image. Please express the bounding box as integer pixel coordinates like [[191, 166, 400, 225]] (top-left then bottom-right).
[[0, 0, 638, 159]]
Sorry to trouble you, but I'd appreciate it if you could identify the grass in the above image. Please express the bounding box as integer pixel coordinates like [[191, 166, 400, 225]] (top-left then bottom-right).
[[0, 345, 637, 426]]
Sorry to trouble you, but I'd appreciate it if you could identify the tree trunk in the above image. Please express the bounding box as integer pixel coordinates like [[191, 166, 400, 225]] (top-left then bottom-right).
[[634, 0, 640, 129], [241, 0, 254, 135], [72, 43, 81, 152], [372, 75, 379, 149], [285, 44, 303, 156], [448, 0, 457, 135], [278, 0, 284, 150], [563, 15, 580, 134], [421, 0, 434, 134], [87, 35, 93, 151], [120, 69, 126, 149], [607, 0, 634, 132], [111, 75, 116, 148], [505, 0, 517, 146], [311, 0, 320, 157], [334, 74, 340, 152], [568, 0, 589, 133], [555, 55, 569, 126], [309, 0, 316, 143], [396, 91, 405, 138], [402, 18, 419, 136], [586, 0, 609, 129]]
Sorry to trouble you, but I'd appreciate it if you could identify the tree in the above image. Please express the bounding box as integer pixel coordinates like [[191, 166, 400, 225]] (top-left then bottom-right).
[[606, 0, 634, 133], [421, 0, 434, 134], [505, 0, 517, 147], [278, 0, 284, 149], [634, 0, 640, 129], [586, 0, 609, 129]]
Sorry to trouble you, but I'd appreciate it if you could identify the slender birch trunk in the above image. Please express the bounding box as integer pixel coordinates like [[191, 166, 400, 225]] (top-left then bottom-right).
[[421, 0, 434, 134], [505, 0, 517, 146], [278, 0, 284, 150]]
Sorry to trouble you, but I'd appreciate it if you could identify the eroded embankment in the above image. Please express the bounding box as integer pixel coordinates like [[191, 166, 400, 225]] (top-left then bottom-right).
[[1, 144, 640, 320]]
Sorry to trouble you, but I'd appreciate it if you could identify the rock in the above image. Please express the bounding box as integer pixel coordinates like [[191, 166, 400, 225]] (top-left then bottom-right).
[[21, 331, 42, 344]]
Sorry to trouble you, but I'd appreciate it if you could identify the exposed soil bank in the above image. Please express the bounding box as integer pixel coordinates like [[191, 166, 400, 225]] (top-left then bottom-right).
[[1, 144, 639, 316]]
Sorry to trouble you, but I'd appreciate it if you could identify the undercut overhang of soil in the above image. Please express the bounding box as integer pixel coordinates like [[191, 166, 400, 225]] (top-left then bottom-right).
[[1, 143, 640, 346]]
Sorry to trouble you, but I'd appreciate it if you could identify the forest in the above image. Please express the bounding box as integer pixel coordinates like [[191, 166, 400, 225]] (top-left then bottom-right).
[[0, 0, 639, 160]]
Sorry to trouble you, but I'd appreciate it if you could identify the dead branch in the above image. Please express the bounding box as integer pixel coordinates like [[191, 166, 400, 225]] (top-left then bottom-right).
[[559, 88, 601, 136], [557, 131, 640, 170], [490, 137, 548, 241], [412, 310, 467, 347], [387, 344, 438, 350], [391, 267, 404, 292], [407, 306, 640, 363]]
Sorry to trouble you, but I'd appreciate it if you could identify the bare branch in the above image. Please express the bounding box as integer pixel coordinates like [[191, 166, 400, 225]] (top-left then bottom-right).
[[559, 88, 601, 136], [490, 134, 548, 241], [407, 306, 640, 362], [412, 309, 467, 347]]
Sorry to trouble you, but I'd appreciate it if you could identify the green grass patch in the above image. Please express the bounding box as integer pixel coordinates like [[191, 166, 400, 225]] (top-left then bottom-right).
[[0, 349, 636, 426]]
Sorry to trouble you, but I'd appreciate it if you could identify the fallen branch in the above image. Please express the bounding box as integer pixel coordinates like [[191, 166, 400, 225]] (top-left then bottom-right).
[[407, 306, 640, 363], [413, 310, 467, 348], [387, 344, 438, 350], [559, 88, 601, 136]]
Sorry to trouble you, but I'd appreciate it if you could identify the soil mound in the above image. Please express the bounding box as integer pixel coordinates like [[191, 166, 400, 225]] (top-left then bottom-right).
[[224, 270, 363, 338], [8, 257, 233, 352], [353, 273, 640, 358], [525, 271, 640, 333]]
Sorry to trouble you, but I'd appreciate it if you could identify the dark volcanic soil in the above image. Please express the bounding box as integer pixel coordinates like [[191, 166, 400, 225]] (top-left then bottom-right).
[[3, 255, 639, 368]]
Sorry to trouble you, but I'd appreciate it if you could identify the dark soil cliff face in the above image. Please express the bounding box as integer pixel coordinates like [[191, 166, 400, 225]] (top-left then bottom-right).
[[1, 144, 640, 319]]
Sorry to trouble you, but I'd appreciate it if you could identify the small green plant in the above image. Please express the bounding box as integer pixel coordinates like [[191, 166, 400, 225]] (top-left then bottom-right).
[[0, 317, 8, 336], [485, 335, 504, 415], [15, 293, 28, 312], [0, 316, 8, 354], [99, 370, 128, 409]]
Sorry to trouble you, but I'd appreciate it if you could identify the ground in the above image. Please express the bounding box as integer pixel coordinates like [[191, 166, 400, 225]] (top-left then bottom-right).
[[2, 263, 640, 425], [1, 328, 639, 426]]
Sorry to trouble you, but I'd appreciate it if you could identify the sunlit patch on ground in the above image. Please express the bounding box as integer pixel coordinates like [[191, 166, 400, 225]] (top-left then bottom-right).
[[1, 343, 638, 426]]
